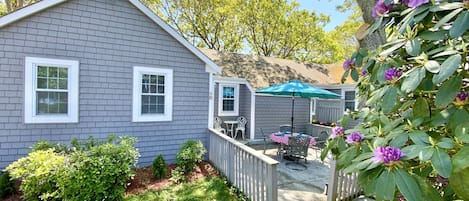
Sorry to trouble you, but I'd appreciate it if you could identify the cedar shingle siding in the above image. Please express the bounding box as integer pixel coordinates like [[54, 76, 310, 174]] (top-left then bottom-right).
[[0, 0, 210, 169]]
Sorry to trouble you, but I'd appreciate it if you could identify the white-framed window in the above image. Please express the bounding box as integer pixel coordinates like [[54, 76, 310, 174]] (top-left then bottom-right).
[[132, 66, 173, 122], [218, 84, 239, 116], [24, 57, 79, 124], [344, 90, 357, 111]]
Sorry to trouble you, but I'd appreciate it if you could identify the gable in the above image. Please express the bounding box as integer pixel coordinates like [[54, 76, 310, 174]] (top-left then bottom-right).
[[0, 0, 221, 74]]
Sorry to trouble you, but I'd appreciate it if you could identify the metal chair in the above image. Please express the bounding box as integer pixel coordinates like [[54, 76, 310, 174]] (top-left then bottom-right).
[[285, 136, 311, 163], [213, 117, 226, 134], [313, 131, 329, 157], [234, 116, 247, 140], [280, 124, 294, 133], [258, 128, 267, 154]]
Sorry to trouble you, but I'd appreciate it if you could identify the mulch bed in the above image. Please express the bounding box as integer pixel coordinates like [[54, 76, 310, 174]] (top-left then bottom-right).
[[1, 161, 219, 201]]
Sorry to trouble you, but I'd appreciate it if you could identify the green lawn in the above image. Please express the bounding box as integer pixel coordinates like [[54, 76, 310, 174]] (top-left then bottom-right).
[[125, 177, 244, 201]]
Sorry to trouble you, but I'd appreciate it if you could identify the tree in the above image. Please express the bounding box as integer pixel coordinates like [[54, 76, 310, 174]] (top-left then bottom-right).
[[145, 0, 244, 52], [4, 0, 37, 12], [0, 2, 8, 16], [326, 0, 469, 200]]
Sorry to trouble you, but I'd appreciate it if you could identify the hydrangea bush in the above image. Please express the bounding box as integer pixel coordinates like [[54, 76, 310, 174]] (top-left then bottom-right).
[[323, 0, 469, 200]]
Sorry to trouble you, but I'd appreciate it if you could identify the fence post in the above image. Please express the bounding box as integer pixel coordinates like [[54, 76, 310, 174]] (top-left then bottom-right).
[[327, 160, 339, 201]]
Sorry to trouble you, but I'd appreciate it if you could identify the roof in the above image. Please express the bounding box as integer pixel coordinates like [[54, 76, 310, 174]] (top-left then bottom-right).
[[324, 63, 356, 84], [200, 48, 334, 89], [0, 0, 221, 74]]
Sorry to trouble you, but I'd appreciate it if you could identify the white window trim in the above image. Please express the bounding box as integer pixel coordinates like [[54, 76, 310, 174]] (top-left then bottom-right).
[[218, 84, 239, 116], [24, 57, 79, 124], [132, 66, 173, 122], [343, 89, 358, 112]]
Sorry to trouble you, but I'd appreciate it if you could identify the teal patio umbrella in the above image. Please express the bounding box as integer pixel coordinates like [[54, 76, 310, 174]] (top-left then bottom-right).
[[256, 80, 341, 132]]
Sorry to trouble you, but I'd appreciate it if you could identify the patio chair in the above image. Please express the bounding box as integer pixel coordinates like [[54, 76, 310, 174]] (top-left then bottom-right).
[[312, 131, 329, 157], [258, 128, 267, 154], [213, 117, 226, 134], [285, 135, 311, 163], [279, 124, 294, 133], [234, 116, 247, 140]]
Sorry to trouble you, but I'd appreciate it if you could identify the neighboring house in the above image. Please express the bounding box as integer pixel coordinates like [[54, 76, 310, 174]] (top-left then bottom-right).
[[205, 49, 358, 139], [0, 0, 222, 169]]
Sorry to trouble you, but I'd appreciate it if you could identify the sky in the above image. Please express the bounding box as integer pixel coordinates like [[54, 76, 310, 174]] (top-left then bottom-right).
[[297, 0, 352, 31]]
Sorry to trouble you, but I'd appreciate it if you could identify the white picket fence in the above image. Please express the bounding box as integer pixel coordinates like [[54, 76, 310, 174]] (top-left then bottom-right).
[[327, 160, 362, 201], [208, 128, 279, 201]]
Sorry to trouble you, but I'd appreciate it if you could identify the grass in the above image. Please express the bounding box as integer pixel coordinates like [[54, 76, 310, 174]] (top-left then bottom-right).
[[125, 177, 244, 201]]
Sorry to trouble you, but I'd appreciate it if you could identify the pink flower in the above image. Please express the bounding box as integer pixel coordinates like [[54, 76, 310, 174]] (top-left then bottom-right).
[[384, 68, 403, 81], [331, 126, 345, 138], [402, 0, 429, 8], [343, 58, 355, 70], [371, 146, 404, 164], [345, 132, 364, 144], [372, 0, 394, 18]]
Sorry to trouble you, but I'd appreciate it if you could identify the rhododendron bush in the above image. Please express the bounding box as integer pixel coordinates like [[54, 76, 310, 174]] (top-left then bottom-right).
[[323, 0, 469, 200]]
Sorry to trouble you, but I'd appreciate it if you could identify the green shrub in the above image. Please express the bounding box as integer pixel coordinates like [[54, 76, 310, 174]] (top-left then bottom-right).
[[5, 149, 66, 201], [5, 135, 139, 201], [152, 154, 167, 179], [30, 140, 70, 153], [169, 166, 186, 184], [176, 140, 206, 173], [58, 136, 139, 201], [0, 172, 14, 198]]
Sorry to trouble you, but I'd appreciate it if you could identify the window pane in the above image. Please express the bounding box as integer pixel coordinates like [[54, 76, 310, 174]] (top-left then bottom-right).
[[223, 100, 234, 111], [149, 105, 157, 113], [158, 76, 164, 84], [48, 67, 58, 78], [157, 96, 164, 106], [58, 79, 67, 89], [141, 105, 149, 114], [150, 96, 157, 105], [59, 68, 68, 79], [48, 78, 58, 89], [157, 104, 164, 113], [150, 84, 156, 93], [223, 87, 234, 98], [36, 92, 67, 114], [37, 78, 47, 89], [327, 89, 341, 95], [150, 75, 157, 84], [345, 91, 355, 100], [157, 86, 164, 93], [37, 66, 48, 77], [345, 101, 355, 111]]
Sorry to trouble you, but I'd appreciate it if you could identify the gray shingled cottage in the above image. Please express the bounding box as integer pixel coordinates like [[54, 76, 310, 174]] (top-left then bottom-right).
[[0, 0, 222, 169]]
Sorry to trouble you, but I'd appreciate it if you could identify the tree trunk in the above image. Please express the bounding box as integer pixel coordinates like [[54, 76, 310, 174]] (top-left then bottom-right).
[[356, 0, 386, 50]]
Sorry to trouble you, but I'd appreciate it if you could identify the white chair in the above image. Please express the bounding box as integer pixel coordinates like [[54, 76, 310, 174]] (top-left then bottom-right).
[[214, 117, 226, 134], [234, 116, 247, 140]]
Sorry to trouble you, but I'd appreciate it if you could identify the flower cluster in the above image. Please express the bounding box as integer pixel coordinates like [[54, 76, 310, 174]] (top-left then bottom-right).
[[345, 132, 364, 144], [371, 146, 404, 164], [342, 58, 355, 70], [331, 126, 345, 138], [384, 68, 402, 81], [454, 91, 468, 106], [372, 0, 430, 18]]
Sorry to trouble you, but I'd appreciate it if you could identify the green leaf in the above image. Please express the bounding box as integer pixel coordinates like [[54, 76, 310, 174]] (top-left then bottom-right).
[[435, 75, 462, 108], [413, 97, 430, 118], [367, 86, 389, 106], [450, 10, 469, 38], [395, 169, 423, 201], [436, 138, 454, 149], [415, 175, 444, 201], [390, 133, 408, 148], [351, 68, 359, 82], [433, 8, 463, 29], [424, 60, 440, 73], [402, 145, 426, 160], [452, 146, 469, 173], [382, 86, 398, 113], [338, 147, 358, 168], [409, 131, 430, 145], [431, 147, 452, 178], [341, 69, 350, 83], [375, 170, 396, 201], [405, 38, 421, 56], [419, 146, 434, 161], [432, 54, 461, 84], [430, 2, 464, 12], [455, 123, 469, 143], [450, 146, 469, 199], [419, 30, 448, 41], [431, 109, 451, 126], [380, 40, 406, 56], [401, 68, 426, 93], [449, 109, 469, 131]]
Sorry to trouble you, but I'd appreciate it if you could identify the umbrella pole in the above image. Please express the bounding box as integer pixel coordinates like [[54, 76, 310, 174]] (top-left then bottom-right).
[[291, 92, 295, 133]]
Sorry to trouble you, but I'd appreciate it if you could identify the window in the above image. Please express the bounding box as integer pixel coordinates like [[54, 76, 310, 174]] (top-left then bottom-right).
[[344, 90, 356, 111], [24, 57, 79, 123], [132, 66, 173, 122], [218, 84, 239, 116]]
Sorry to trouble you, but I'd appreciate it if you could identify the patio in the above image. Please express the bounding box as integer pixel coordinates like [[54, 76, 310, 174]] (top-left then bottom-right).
[[248, 143, 330, 201]]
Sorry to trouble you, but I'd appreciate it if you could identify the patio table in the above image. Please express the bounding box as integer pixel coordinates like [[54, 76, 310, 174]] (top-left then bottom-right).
[[269, 132, 317, 146]]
